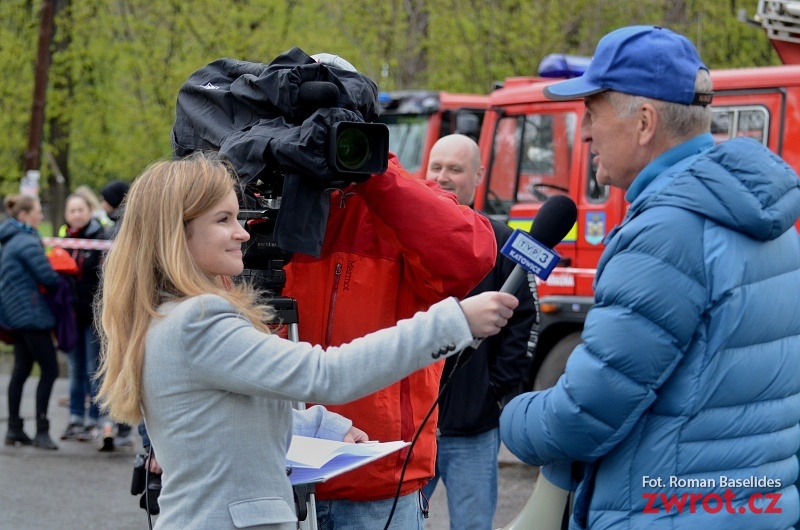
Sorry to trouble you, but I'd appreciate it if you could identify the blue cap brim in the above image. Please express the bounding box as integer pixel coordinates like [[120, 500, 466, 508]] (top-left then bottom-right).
[[543, 76, 607, 101]]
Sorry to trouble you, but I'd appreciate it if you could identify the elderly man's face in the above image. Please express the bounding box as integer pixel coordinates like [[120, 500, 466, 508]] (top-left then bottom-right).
[[580, 94, 647, 191]]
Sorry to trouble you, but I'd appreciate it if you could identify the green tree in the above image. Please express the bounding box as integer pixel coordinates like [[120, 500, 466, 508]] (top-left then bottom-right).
[[0, 0, 39, 194], [0, 0, 784, 205]]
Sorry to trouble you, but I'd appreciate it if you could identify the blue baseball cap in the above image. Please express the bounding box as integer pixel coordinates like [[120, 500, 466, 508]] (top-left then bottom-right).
[[544, 26, 712, 106]]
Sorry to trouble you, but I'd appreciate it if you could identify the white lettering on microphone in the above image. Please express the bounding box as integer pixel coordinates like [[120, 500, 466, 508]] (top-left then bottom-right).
[[508, 249, 544, 276]]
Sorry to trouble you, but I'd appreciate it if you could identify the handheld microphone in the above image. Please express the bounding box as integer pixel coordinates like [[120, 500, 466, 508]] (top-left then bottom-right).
[[298, 81, 340, 109], [433, 195, 577, 359], [500, 194, 578, 294]]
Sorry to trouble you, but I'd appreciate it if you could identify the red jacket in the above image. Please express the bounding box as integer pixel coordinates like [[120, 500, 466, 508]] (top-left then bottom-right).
[[284, 156, 496, 501]]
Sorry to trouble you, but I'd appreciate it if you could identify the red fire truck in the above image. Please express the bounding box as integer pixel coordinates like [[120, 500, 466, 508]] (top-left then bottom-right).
[[376, 90, 489, 179], [475, 4, 800, 390]]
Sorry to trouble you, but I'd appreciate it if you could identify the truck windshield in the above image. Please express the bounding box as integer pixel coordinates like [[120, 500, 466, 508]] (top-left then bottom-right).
[[486, 112, 577, 213], [377, 114, 430, 174]]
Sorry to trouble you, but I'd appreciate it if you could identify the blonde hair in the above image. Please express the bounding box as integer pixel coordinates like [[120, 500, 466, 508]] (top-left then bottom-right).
[[96, 151, 275, 424], [4, 194, 37, 219], [74, 185, 102, 212]]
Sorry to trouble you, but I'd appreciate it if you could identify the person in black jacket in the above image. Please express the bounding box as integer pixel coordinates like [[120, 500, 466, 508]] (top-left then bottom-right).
[[58, 193, 109, 444], [99, 180, 129, 239], [422, 134, 539, 530], [98, 179, 135, 451]]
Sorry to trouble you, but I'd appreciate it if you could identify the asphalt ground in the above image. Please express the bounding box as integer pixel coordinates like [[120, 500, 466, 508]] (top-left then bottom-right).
[[0, 353, 537, 529]]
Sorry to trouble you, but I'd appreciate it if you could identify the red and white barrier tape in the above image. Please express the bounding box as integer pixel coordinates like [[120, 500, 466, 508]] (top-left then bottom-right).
[[42, 237, 113, 251]]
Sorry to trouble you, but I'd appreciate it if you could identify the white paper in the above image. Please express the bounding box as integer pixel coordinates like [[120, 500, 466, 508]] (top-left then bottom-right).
[[286, 435, 409, 485]]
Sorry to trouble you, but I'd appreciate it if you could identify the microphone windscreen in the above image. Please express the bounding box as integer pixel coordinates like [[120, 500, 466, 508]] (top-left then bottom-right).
[[528, 195, 578, 248], [298, 81, 340, 109]]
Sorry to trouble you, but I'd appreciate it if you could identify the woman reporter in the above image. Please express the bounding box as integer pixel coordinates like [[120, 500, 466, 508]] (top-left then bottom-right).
[[95, 151, 516, 530]]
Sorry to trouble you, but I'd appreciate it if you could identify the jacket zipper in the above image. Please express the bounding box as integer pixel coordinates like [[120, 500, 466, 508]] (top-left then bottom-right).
[[325, 262, 342, 345]]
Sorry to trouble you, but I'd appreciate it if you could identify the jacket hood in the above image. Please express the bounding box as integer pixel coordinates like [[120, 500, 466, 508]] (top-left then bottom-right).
[[0, 218, 27, 245], [638, 138, 800, 241]]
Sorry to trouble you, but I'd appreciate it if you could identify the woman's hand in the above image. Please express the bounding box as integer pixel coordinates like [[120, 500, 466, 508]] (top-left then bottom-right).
[[459, 291, 518, 338], [343, 425, 369, 443], [148, 451, 163, 474]]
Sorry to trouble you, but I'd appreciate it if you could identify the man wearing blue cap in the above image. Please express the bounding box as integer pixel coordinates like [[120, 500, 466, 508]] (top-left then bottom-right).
[[500, 26, 800, 529]]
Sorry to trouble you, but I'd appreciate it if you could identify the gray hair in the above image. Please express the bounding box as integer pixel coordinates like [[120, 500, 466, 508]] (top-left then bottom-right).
[[604, 69, 713, 141]]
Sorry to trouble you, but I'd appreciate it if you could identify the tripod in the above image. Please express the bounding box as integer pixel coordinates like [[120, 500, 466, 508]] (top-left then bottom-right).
[[272, 296, 319, 530]]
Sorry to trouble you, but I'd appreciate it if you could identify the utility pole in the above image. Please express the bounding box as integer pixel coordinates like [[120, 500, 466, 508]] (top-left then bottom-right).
[[22, 0, 56, 199]]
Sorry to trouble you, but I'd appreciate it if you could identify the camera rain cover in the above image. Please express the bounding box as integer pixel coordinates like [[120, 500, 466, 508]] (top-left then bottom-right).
[[171, 47, 381, 257]]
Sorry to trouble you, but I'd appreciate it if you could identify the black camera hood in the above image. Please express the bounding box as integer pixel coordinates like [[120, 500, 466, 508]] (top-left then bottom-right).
[[171, 48, 382, 257]]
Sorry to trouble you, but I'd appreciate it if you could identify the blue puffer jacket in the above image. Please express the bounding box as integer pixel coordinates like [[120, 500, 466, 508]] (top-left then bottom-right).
[[0, 218, 59, 330], [501, 136, 800, 530]]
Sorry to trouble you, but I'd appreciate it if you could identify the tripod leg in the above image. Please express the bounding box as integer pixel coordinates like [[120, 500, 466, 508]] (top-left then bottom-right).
[[286, 319, 319, 530]]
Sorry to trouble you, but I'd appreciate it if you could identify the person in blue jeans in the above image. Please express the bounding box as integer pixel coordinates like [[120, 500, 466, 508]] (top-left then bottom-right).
[[422, 134, 540, 529], [96, 180, 134, 451], [59, 192, 109, 444]]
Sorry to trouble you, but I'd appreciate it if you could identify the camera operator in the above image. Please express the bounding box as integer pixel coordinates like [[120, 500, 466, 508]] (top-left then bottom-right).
[[274, 68, 497, 530], [285, 153, 497, 529]]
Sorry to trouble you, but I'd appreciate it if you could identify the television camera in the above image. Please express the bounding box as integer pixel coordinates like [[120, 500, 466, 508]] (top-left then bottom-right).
[[237, 80, 389, 298]]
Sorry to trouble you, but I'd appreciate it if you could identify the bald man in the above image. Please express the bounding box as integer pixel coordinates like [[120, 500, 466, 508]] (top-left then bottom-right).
[[423, 134, 540, 529], [426, 134, 486, 205]]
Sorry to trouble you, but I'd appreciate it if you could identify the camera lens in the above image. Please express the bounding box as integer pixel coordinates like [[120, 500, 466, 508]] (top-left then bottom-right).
[[336, 128, 371, 171]]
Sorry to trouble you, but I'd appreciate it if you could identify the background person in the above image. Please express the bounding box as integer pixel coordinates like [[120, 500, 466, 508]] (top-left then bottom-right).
[[422, 134, 539, 530], [59, 193, 109, 444], [97, 178, 134, 450], [57, 185, 109, 236], [500, 25, 800, 530], [99, 179, 130, 238], [76, 184, 110, 227], [95, 152, 517, 530], [54, 185, 106, 411], [0, 194, 60, 450]]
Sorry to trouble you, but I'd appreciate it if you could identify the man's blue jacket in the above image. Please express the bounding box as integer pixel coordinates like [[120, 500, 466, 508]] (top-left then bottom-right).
[[501, 135, 800, 530]]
